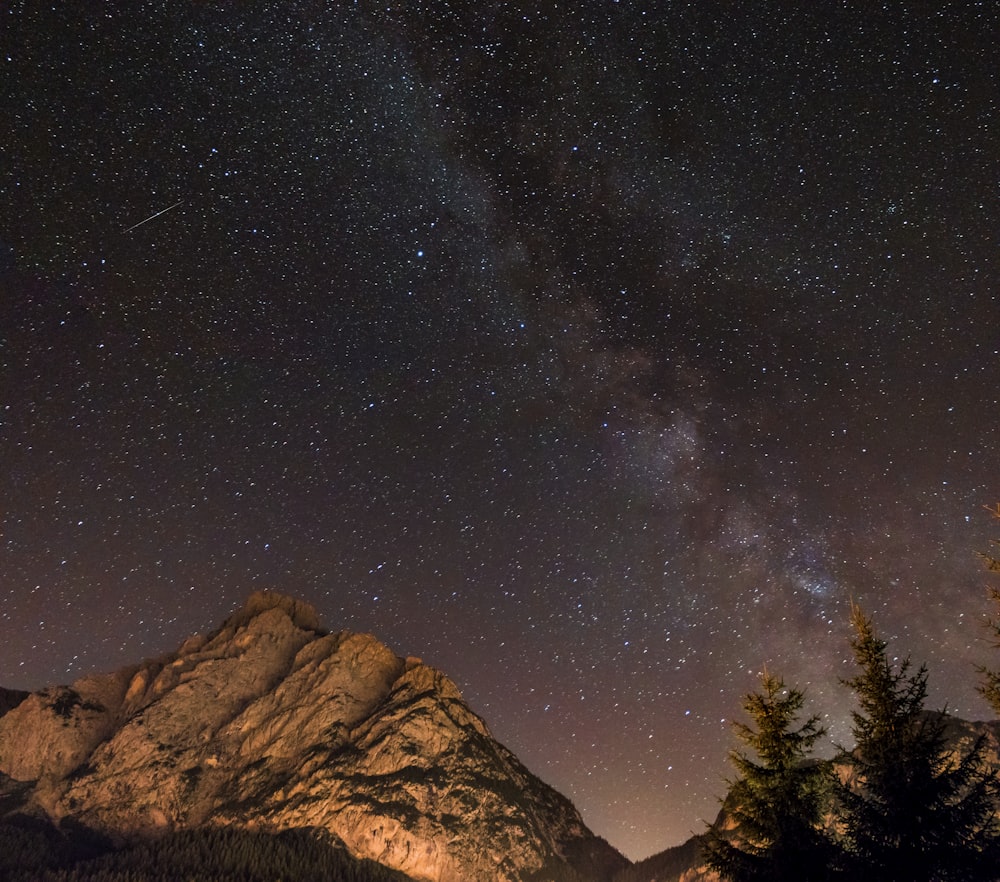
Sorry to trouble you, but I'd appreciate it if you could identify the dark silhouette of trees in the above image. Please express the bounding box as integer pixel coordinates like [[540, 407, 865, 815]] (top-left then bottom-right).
[[0, 821, 419, 882], [835, 603, 1000, 882], [703, 671, 836, 882]]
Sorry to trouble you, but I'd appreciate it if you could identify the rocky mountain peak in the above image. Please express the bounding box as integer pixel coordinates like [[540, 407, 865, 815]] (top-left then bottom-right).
[[0, 593, 625, 882], [219, 589, 322, 634]]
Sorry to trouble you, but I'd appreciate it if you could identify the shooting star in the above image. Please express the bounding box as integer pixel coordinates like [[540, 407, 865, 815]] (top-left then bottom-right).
[[123, 200, 183, 233]]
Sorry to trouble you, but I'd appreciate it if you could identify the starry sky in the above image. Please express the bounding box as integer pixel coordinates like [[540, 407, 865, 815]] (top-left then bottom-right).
[[2, 1, 999, 861]]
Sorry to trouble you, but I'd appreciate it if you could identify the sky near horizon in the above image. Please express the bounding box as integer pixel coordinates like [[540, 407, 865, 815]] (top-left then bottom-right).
[[2, 1, 999, 860]]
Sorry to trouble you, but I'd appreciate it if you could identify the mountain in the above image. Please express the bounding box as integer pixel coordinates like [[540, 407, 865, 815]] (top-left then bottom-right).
[[0, 591, 627, 882], [612, 835, 706, 882]]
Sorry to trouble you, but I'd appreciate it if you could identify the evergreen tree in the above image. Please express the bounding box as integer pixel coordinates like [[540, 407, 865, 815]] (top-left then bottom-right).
[[837, 603, 1000, 882], [977, 503, 1000, 715], [703, 670, 835, 882]]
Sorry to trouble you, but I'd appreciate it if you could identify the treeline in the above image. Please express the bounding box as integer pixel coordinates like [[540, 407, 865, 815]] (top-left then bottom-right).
[[613, 835, 705, 882], [704, 510, 1000, 882], [0, 819, 418, 882]]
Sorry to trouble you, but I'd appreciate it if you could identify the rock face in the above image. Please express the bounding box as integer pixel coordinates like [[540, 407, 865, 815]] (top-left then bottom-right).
[[0, 591, 626, 882]]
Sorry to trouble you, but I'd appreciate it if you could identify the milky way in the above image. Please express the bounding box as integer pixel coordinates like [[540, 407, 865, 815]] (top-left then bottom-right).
[[2, 2, 999, 859]]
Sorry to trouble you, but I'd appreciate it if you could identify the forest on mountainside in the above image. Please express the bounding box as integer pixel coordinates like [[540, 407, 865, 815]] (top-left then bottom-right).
[[0, 819, 417, 882]]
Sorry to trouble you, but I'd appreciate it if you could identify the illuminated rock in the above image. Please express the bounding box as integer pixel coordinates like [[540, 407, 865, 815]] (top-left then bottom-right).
[[0, 590, 625, 882]]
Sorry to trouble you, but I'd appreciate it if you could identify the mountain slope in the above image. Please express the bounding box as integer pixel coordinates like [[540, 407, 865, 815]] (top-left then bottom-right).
[[0, 591, 626, 882]]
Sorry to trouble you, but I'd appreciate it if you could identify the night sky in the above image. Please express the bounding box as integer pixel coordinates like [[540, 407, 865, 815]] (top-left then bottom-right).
[[2, 1, 999, 860]]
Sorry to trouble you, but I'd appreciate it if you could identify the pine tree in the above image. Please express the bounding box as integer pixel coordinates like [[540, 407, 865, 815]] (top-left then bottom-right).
[[703, 670, 835, 882], [837, 603, 1000, 882], [977, 503, 1000, 715]]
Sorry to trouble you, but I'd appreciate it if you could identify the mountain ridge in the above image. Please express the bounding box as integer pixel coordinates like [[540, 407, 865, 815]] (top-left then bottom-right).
[[0, 590, 627, 882]]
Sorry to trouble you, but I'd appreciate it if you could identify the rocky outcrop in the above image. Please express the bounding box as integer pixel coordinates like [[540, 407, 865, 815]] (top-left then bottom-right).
[[0, 591, 625, 882]]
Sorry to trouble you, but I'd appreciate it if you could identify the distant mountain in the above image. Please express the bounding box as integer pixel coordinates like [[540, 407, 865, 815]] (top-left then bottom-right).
[[612, 834, 706, 882], [0, 591, 627, 882]]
